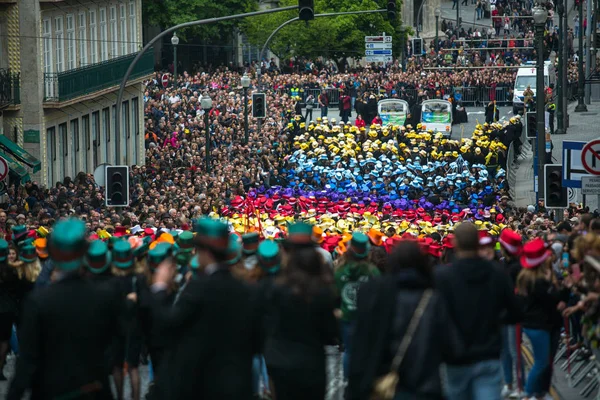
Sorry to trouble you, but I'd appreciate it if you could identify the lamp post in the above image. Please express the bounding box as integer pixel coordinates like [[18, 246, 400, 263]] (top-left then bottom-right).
[[555, 1, 565, 134], [399, 26, 406, 72], [435, 7, 441, 55], [201, 94, 212, 172], [171, 32, 179, 86], [575, 0, 587, 112], [532, 5, 548, 197], [241, 73, 250, 145]]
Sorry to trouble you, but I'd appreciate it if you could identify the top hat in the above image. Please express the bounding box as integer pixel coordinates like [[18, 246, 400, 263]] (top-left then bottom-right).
[[478, 231, 494, 247], [520, 238, 551, 269], [349, 232, 371, 259], [193, 218, 230, 255], [148, 242, 173, 269], [34, 238, 49, 259], [85, 240, 112, 274], [0, 239, 8, 262], [177, 231, 194, 252], [285, 222, 315, 247], [225, 235, 242, 266], [367, 228, 384, 246], [20, 244, 38, 263], [48, 219, 88, 271], [112, 240, 134, 269], [499, 228, 522, 256], [257, 240, 281, 275], [114, 226, 128, 237], [242, 232, 260, 255]]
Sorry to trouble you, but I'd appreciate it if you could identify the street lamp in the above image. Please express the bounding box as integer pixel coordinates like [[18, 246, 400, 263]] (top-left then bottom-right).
[[241, 73, 251, 145], [399, 25, 406, 72], [201, 93, 212, 172], [171, 32, 179, 86], [575, 0, 587, 112], [532, 4, 548, 198], [435, 7, 441, 55], [555, 1, 565, 134]]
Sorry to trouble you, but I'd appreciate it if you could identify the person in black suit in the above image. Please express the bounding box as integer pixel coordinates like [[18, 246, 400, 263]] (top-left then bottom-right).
[[146, 217, 263, 400], [347, 240, 463, 400], [7, 219, 120, 400], [262, 222, 338, 400]]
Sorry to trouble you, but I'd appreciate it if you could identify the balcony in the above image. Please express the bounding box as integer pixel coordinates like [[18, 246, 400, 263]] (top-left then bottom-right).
[[0, 69, 20, 109], [44, 49, 154, 103]]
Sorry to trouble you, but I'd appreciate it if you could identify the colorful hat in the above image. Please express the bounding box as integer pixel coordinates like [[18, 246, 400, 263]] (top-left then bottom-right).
[[177, 231, 194, 252], [193, 218, 230, 255], [36, 226, 50, 238], [148, 242, 173, 269], [312, 226, 324, 244], [499, 228, 522, 256], [11, 225, 28, 246], [34, 238, 49, 259], [114, 226, 128, 237], [285, 222, 315, 247], [19, 244, 38, 263], [48, 219, 88, 271], [242, 232, 260, 255], [85, 240, 112, 274], [225, 235, 242, 266], [349, 232, 371, 259], [134, 236, 152, 259], [257, 240, 281, 275], [478, 231, 494, 247], [367, 228, 384, 247], [0, 239, 8, 262], [520, 238, 551, 269], [112, 240, 134, 269]]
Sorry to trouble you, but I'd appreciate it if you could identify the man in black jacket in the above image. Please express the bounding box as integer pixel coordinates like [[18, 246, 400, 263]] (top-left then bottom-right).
[[435, 222, 523, 400], [7, 219, 120, 400], [148, 217, 263, 400]]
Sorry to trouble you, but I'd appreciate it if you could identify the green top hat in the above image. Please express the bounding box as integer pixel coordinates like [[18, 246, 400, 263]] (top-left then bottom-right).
[[134, 236, 151, 259], [193, 218, 229, 255], [108, 236, 122, 249], [257, 240, 281, 275], [242, 232, 260, 255], [349, 232, 371, 259], [19, 244, 38, 263], [148, 242, 172, 269], [11, 225, 27, 242], [169, 230, 180, 241], [112, 240, 134, 269], [177, 231, 194, 252], [285, 222, 315, 247], [85, 240, 112, 274], [0, 239, 8, 262], [225, 235, 242, 266], [48, 219, 87, 271]]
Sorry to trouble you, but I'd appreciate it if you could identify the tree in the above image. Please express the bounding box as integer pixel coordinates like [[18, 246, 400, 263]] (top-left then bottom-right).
[[143, 0, 258, 41], [242, 0, 405, 64]]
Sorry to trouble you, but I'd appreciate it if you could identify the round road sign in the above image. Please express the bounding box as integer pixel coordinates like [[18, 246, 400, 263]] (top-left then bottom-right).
[[161, 74, 169, 88], [0, 156, 8, 182], [581, 140, 600, 176]]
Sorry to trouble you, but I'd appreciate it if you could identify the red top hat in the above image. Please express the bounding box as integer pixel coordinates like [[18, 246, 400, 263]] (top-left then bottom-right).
[[478, 231, 494, 246], [231, 196, 244, 207], [288, 197, 297, 205], [114, 226, 128, 237], [496, 214, 505, 223], [442, 234, 455, 249], [499, 228, 522, 256], [428, 244, 442, 258], [520, 238, 551, 269]]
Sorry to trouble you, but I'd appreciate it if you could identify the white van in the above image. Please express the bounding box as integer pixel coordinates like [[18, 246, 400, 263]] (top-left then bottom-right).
[[512, 61, 556, 115]]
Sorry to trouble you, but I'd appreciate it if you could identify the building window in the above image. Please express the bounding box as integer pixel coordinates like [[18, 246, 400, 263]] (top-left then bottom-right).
[[120, 4, 127, 56], [43, 19, 54, 98], [91, 111, 100, 168], [66, 14, 75, 70], [82, 115, 90, 160], [102, 107, 110, 163], [89, 10, 98, 64], [78, 13, 87, 67], [71, 118, 79, 175], [132, 97, 139, 164], [110, 6, 118, 58], [55, 17, 64, 73], [99, 8, 108, 61], [59, 123, 67, 179], [129, 1, 137, 53], [47, 127, 56, 185]]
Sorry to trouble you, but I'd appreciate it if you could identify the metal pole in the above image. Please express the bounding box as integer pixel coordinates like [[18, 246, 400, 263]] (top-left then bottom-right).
[[562, 0, 569, 128], [244, 87, 249, 144], [457, 0, 460, 30], [585, 0, 592, 104], [536, 22, 546, 195], [205, 112, 210, 172], [575, 0, 588, 112], [555, 2, 565, 134], [435, 16, 439, 53], [173, 45, 178, 87], [114, 5, 297, 141]]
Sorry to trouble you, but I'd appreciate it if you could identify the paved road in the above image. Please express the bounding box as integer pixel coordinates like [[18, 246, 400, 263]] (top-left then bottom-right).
[[455, 105, 513, 138]]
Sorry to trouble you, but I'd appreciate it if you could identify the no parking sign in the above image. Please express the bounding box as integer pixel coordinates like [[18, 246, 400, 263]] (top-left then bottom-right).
[[581, 140, 600, 176]]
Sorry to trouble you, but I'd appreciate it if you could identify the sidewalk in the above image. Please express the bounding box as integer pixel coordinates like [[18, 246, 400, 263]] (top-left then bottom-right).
[[512, 100, 600, 208]]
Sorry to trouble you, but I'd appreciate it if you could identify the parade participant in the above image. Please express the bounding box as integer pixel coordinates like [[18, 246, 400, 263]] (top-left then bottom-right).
[[334, 232, 380, 381], [0, 240, 17, 381], [517, 238, 569, 400], [435, 222, 523, 400], [263, 237, 338, 400], [84, 240, 112, 278], [148, 218, 263, 400], [348, 240, 463, 400], [7, 219, 119, 400]]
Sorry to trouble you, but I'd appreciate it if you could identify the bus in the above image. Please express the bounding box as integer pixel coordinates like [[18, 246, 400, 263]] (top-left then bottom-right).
[[421, 99, 453, 136], [377, 99, 410, 126]]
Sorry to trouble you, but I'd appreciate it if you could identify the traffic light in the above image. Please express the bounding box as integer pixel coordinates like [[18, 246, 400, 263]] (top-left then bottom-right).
[[387, 0, 397, 21], [526, 111, 537, 139], [252, 93, 266, 119], [544, 164, 568, 208], [298, 0, 314, 21], [105, 165, 129, 207], [412, 38, 423, 56]]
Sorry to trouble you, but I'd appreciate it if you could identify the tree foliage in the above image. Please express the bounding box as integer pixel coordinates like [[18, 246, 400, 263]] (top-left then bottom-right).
[[242, 0, 407, 62], [143, 0, 258, 41]]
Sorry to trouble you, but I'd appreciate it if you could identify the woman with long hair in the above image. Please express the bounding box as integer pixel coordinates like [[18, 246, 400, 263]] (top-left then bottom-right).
[[516, 238, 568, 400], [347, 240, 462, 400], [263, 244, 338, 400]]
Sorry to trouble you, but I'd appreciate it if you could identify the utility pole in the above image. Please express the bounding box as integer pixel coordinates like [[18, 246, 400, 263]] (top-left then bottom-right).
[[556, 1, 565, 134]]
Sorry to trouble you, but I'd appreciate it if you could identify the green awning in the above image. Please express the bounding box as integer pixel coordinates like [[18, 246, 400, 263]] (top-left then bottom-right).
[[0, 135, 41, 173], [0, 150, 30, 184]]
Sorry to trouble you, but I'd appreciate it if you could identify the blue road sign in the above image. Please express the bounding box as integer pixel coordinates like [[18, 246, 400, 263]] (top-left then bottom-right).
[[365, 49, 393, 56], [562, 140, 587, 188]]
